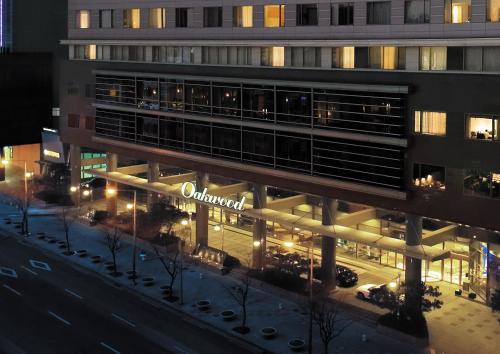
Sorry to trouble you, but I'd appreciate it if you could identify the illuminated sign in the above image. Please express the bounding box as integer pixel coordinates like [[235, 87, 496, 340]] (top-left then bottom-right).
[[180, 182, 245, 211], [43, 149, 61, 159]]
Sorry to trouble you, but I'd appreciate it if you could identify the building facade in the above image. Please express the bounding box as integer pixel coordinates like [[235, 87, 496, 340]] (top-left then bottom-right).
[[61, 0, 500, 303]]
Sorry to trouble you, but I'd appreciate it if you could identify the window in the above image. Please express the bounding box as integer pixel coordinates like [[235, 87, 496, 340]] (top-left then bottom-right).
[[464, 170, 500, 199], [68, 114, 80, 128], [296, 4, 318, 26], [413, 164, 445, 190], [176, 8, 189, 27], [150, 8, 166, 28], [261, 47, 285, 67], [291, 48, 321, 67], [466, 116, 499, 141], [405, 0, 430, 24], [414, 111, 446, 136], [367, 2, 391, 24], [99, 10, 114, 28], [487, 0, 500, 22], [85, 45, 96, 60], [77, 10, 90, 29], [234, 6, 253, 27], [368, 47, 399, 69], [123, 9, 140, 29], [204, 7, 223, 27], [337, 3, 354, 25], [332, 47, 355, 68], [420, 47, 447, 70], [482, 47, 500, 71], [264, 5, 285, 27], [444, 0, 471, 24]]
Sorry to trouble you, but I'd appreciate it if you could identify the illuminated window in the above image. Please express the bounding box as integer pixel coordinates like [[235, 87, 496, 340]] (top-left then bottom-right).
[[77, 10, 90, 29], [233, 6, 253, 27], [264, 5, 285, 27], [414, 111, 447, 136], [420, 47, 447, 70], [466, 115, 499, 141], [464, 170, 500, 199], [85, 45, 97, 60], [369, 47, 399, 69], [261, 47, 284, 67], [445, 0, 471, 24], [123, 9, 140, 29], [413, 164, 445, 190], [149, 8, 166, 28], [487, 0, 500, 22], [332, 47, 354, 68]]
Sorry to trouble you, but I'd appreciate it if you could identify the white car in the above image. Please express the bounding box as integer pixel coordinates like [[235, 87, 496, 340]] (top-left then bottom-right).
[[355, 284, 384, 300]]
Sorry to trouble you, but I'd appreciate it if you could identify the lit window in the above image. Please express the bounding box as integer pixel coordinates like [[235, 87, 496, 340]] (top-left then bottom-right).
[[414, 111, 447, 136], [487, 0, 500, 22], [233, 6, 253, 27], [413, 164, 445, 190], [77, 10, 90, 29], [261, 47, 284, 67], [264, 5, 285, 27], [123, 9, 140, 29], [332, 47, 354, 68], [466, 116, 499, 141], [464, 170, 500, 199], [445, 0, 471, 24], [369, 47, 399, 69], [85, 45, 97, 60], [149, 8, 166, 28], [420, 47, 447, 70]]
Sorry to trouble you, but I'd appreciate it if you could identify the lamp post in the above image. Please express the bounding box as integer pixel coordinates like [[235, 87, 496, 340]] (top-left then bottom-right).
[[214, 224, 224, 251], [69, 185, 80, 208], [2, 159, 32, 235]]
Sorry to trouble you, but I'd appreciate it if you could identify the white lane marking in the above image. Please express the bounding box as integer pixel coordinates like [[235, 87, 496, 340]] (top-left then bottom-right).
[[64, 288, 83, 300], [111, 313, 136, 328], [0, 267, 18, 278], [173, 345, 190, 354], [47, 311, 71, 326], [21, 266, 38, 276], [100, 342, 122, 354], [3, 284, 21, 296], [29, 260, 51, 271]]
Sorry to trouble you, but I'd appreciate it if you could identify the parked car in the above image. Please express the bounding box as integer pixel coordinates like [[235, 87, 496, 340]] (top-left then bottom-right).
[[336, 265, 358, 287], [356, 283, 386, 301]]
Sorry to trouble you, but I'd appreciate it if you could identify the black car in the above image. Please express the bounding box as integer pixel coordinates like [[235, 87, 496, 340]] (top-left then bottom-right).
[[336, 265, 358, 287]]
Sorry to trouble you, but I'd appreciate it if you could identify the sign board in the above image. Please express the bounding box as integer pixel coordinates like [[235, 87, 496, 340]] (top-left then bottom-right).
[[41, 129, 65, 164], [180, 182, 245, 211]]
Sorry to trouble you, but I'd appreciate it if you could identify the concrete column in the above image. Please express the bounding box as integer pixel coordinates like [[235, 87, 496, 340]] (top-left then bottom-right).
[[105, 153, 118, 217], [69, 145, 81, 206], [321, 197, 338, 289], [146, 161, 159, 211], [252, 184, 267, 269], [195, 172, 209, 247], [405, 214, 423, 313]]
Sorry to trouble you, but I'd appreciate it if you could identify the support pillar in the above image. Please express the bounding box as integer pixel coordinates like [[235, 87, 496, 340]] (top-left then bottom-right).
[[106, 153, 118, 217], [69, 145, 81, 206], [147, 161, 159, 211], [405, 214, 423, 313], [321, 197, 338, 289], [195, 172, 209, 247], [252, 184, 267, 269]]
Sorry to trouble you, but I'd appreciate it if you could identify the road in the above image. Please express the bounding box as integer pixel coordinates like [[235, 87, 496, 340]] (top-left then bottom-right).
[[0, 234, 257, 354]]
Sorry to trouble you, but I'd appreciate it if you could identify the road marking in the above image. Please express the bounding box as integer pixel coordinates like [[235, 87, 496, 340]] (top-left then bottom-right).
[[21, 266, 38, 276], [3, 284, 21, 296], [100, 342, 122, 354], [111, 313, 136, 327], [29, 260, 51, 271], [0, 267, 18, 278], [47, 311, 71, 326], [64, 288, 83, 300]]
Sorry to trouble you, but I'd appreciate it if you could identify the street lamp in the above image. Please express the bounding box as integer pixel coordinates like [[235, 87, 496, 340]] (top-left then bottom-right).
[[2, 159, 32, 235], [69, 185, 80, 208], [214, 224, 224, 251]]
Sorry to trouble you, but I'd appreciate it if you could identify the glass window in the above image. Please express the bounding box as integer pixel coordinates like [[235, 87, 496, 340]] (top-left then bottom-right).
[[84, 45, 96, 60], [291, 47, 321, 67], [487, 0, 500, 22], [368, 47, 399, 69], [414, 111, 447, 136], [233, 6, 253, 27], [420, 47, 447, 70], [212, 84, 241, 118], [123, 9, 140, 29], [261, 47, 285, 67], [242, 128, 274, 166], [276, 89, 311, 126], [296, 4, 318, 26], [337, 3, 354, 25], [176, 8, 189, 27], [204, 7, 223, 27], [465, 47, 483, 71], [276, 133, 311, 172], [367, 2, 391, 24], [405, 0, 430, 24], [464, 170, 500, 199], [77, 10, 90, 29], [137, 80, 159, 110], [413, 164, 445, 190], [185, 83, 210, 114], [466, 116, 498, 140], [150, 8, 166, 28], [242, 86, 275, 122], [264, 5, 285, 27], [444, 0, 471, 24], [99, 10, 114, 28], [160, 80, 183, 111], [482, 47, 500, 72], [332, 47, 355, 68]]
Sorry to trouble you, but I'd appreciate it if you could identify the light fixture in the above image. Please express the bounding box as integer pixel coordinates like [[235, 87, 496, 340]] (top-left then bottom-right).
[[253, 240, 261, 247], [70, 186, 78, 193], [25, 172, 33, 178], [106, 188, 117, 196], [214, 225, 221, 232], [388, 282, 397, 289], [294, 227, 300, 232], [126, 203, 133, 210], [181, 219, 188, 226], [1, 160, 8, 165], [82, 190, 91, 197], [283, 241, 294, 248]]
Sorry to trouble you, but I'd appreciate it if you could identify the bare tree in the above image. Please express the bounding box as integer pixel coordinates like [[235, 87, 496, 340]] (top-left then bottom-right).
[[226, 272, 251, 334], [104, 227, 122, 276], [312, 299, 351, 354], [1, 181, 36, 235], [58, 205, 80, 254], [151, 243, 180, 299]]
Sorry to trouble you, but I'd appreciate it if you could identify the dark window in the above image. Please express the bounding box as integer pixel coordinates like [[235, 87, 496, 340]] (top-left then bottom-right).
[[213, 124, 241, 160], [242, 86, 275, 122], [160, 80, 184, 111], [337, 3, 354, 25], [137, 115, 158, 145], [413, 163, 445, 190], [367, 2, 391, 24], [137, 80, 159, 110], [447, 47, 464, 70], [276, 133, 311, 172], [184, 121, 211, 154], [354, 47, 369, 68], [176, 8, 189, 27], [85, 116, 95, 130], [159, 117, 183, 150], [242, 128, 274, 166], [204, 7, 223, 27], [296, 4, 318, 26], [99, 10, 114, 28], [68, 114, 80, 128], [212, 84, 241, 118], [404, 0, 430, 24], [464, 170, 500, 199], [276, 89, 312, 126], [185, 82, 210, 114]]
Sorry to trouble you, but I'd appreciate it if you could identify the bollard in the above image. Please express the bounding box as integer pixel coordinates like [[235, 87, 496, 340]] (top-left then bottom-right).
[[361, 334, 367, 342]]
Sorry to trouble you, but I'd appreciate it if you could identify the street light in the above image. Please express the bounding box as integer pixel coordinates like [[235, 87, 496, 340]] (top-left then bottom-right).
[[69, 185, 80, 208], [214, 224, 224, 251]]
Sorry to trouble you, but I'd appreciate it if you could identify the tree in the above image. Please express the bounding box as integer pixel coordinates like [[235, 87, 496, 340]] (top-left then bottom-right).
[[58, 205, 80, 254], [151, 243, 181, 301], [312, 299, 351, 354], [104, 227, 122, 276], [0, 179, 36, 235], [490, 289, 500, 313], [226, 272, 251, 334]]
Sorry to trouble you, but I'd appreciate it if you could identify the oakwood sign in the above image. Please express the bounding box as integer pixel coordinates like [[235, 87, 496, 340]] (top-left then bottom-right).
[[180, 182, 246, 211]]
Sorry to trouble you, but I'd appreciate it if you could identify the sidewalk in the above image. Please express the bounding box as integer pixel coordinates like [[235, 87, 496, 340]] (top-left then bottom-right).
[[0, 201, 427, 354]]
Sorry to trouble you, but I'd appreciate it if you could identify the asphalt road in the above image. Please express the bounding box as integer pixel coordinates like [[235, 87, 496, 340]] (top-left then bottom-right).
[[0, 233, 257, 354]]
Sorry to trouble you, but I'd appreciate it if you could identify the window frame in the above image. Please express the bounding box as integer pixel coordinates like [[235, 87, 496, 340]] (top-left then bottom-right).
[[264, 4, 286, 28], [412, 162, 447, 191], [99, 9, 114, 29], [366, 1, 392, 25], [77, 10, 90, 29], [465, 114, 499, 142], [413, 109, 447, 136]]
